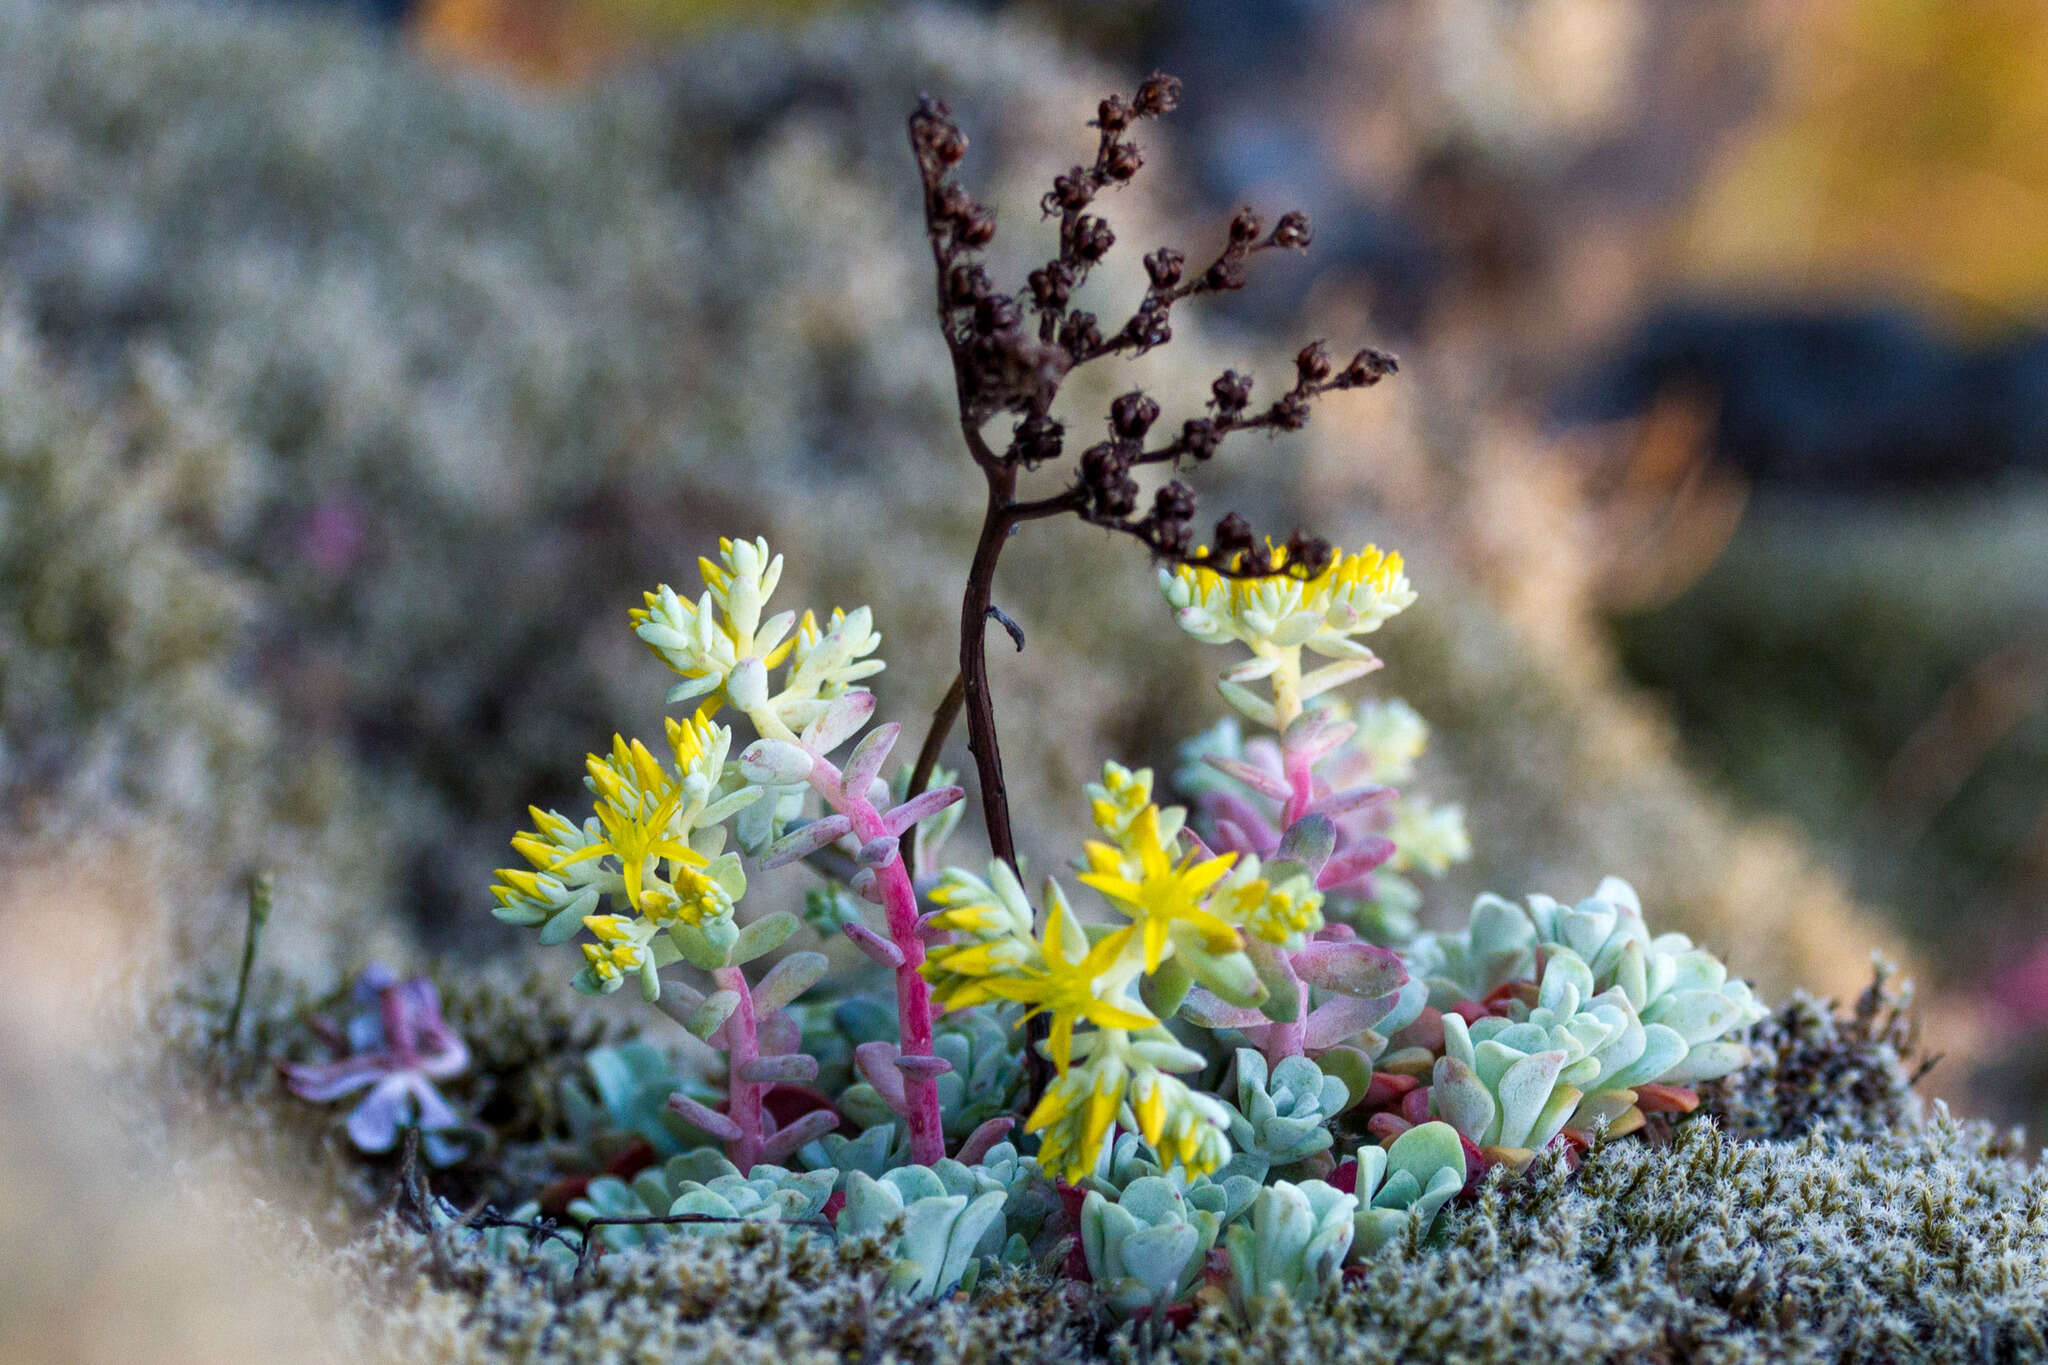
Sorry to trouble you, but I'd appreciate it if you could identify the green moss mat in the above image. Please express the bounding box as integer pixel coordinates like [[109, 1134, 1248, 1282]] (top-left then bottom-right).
[[276, 977, 2042, 1365]]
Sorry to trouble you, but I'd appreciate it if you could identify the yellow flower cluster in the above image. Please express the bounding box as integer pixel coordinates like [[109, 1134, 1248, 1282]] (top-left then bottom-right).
[[1159, 541, 1416, 730], [1213, 858, 1326, 945], [491, 712, 758, 999], [1026, 1028, 1232, 1183], [630, 535, 884, 731], [1079, 805, 1239, 971], [922, 760, 1332, 1181], [1161, 541, 1412, 655], [926, 881, 1153, 1073]]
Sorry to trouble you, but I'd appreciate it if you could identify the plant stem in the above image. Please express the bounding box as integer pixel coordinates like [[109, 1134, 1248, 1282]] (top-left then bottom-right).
[[960, 472, 1020, 872], [1269, 647, 1304, 733], [1265, 973, 1308, 1064], [956, 474, 1059, 1098], [712, 963, 765, 1171], [842, 791, 948, 1166], [1267, 718, 1320, 1062], [225, 870, 273, 1047], [795, 737, 949, 1164], [1281, 746, 1316, 828]]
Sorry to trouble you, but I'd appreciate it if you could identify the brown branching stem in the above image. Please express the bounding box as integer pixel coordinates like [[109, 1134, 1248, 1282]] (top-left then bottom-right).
[[960, 479, 1023, 871], [907, 73, 1399, 1110]]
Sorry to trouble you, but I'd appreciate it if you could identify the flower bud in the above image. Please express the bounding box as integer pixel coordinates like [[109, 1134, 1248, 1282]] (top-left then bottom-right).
[[1144, 247, 1185, 291], [1074, 215, 1115, 262], [1211, 370, 1253, 415], [1270, 210, 1312, 250], [1110, 391, 1160, 440], [1134, 73, 1181, 117], [1296, 341, 1332, 385]]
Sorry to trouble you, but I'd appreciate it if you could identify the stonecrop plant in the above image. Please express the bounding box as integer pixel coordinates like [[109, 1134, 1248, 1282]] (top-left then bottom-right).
[[452, 71, 1771, 1318]]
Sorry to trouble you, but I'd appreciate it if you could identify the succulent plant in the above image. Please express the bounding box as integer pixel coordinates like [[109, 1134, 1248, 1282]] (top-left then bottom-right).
[[1173, 702, 1469, 950], [1405, 894, 1541, 1009], [1421, 951, 1685, 1165], [568, 1150, 835, 1250], [1076, 1132, 1261, 1225], [1523, 878, 1768, 1084], [282, 966, 476, 1166], [1411, 881, 1767, 1071], [1224, 1179, 1357, 1315], [1220, 1049, 1350, 1183], [1348, 1122, 1467, 1255], [790, 992, 897, 1097], [798, 1122, 902, 1189], [560, 1041, 721, 1160], [1082, 1176, 1224, 1320], [835, 1006, 1028, 1142], [964, 1141, 1061, 1251], [1428, 987, 1619, 1166], [664, 1155, 837, 1240], [836, 1163, 1010, 1299]]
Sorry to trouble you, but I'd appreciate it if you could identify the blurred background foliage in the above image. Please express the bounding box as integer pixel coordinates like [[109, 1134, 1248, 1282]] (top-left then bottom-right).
[[3, 0, 2048, 1278]]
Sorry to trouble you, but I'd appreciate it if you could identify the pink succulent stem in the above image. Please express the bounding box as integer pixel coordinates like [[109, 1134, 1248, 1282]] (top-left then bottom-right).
[[1268, 737, 1320, 1060], [1265, 967, 1309, 1063], [807, 756, 947, 1166], [712, 964, 766, 1171], [1281, 745, 1316, 828]]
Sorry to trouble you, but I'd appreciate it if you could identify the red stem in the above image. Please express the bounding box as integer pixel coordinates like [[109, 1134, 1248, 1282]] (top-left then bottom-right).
[[1281, 746, 1316, 828], [712, 964, 764, 1171], [1266, 736, 1320, 1060], [809, 755, 948, 1165], [1265, 974, 1308, 1064]]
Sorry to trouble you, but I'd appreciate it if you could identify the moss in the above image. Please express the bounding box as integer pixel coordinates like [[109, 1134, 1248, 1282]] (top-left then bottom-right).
[[1158, 1113, 2047, 1365], [347, 1218, 1094, 1364], [237, 968, 2037, 1365], [1707, 963, 1932, 1144]]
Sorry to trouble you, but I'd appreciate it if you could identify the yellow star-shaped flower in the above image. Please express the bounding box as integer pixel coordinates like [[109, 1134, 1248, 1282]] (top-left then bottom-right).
[[542, 735, 703, 913], [1079, 805, 1241, 971], [954, 898, 1156, 1074]]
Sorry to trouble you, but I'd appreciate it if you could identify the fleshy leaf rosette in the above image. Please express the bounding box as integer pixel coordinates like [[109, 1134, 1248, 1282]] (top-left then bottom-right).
[[1224, 1179, 1357, 1316], [837, 1164, 1010, 1299], [1347, 1122, 1467, 1256], [1082, 1176, 1224, 1320], [1219, 1049, 1349, 1184]]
